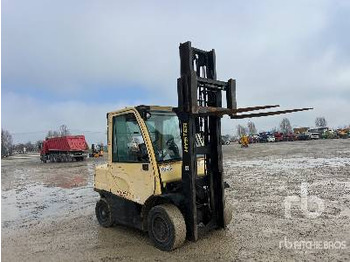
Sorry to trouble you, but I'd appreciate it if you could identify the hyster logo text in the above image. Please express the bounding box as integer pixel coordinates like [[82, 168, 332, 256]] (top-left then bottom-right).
[[183, 123, 188, 153]]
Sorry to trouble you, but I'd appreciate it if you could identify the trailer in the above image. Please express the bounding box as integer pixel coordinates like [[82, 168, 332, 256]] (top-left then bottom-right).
[[40, 135, 88, 163]]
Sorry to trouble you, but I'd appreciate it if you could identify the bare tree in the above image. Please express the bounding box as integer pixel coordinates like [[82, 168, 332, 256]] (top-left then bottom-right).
[[46, 130, 54, 138], [315, 117, 327, 127], [247, 121, 257, 135], [35, 140, 43, 151], [25, 142, 35, 152], [236, 124, 247, 137], [46, 130, 61, 138], [270, 127, 278, 133], [1, 129, 13, 157], [59, 124, 70, 136], [46, 125, 70, 139], [280, 118, 292, 134]]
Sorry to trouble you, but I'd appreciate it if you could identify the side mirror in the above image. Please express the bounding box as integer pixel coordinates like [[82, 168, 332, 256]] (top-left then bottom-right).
[[145, 112, 152, 120], [141, 111, 152, 121]]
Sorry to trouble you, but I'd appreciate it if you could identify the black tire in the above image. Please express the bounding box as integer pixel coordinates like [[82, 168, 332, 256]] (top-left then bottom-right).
[[95, 198, 114, 227], [147, 204, 186, 251]]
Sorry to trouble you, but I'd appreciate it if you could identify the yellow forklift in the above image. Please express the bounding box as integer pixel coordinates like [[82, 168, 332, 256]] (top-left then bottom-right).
[[94, 41, 312, 251], [91, 143, 104, 158], [240, 135, 249, 148]]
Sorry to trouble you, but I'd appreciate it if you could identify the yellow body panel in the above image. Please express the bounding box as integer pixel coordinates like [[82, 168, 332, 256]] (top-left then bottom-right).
[[94, 164, 110, 191], [94, 107, 162, 204], [159, 158, 205, 184], [95, 164, 135, 199]]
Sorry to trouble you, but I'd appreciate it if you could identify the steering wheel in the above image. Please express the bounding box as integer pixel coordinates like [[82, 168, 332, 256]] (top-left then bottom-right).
[[165, 137, 180, 157], [165, 137, 175, 146]]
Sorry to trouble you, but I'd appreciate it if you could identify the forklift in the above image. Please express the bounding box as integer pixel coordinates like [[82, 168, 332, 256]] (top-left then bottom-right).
[[94, 41, 312, 251], [90, 143, 104, 158]]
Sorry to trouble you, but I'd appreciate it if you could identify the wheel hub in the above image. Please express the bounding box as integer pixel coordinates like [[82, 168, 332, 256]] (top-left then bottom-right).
[[99, 204, 109, 222], [152, 216, 170, 243]]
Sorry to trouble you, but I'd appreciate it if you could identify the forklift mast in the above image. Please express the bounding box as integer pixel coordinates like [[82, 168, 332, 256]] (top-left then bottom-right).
[[176, 41, 236, 241], [176, 41, 312, 241]]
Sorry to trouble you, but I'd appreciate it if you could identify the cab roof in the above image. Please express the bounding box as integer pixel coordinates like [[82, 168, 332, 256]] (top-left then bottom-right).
[[107, 105, 175, 115]]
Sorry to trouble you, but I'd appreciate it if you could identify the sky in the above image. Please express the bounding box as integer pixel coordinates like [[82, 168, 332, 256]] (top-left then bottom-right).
[[2, 0, 350, 144]]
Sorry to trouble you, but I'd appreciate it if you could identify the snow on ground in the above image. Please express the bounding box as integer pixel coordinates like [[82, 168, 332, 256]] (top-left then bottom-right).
[[226, 157, 350, 170]]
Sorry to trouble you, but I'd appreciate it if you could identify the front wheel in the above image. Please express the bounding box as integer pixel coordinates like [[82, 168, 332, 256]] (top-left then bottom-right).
[[147, 204, 186, 251], [95, 198, 114, 227]]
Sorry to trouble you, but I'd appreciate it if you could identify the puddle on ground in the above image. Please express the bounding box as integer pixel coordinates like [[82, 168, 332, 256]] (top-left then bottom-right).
[[2, 181, 98, 229], [1, 158, 103, 229], [45, 173, 88, 189]]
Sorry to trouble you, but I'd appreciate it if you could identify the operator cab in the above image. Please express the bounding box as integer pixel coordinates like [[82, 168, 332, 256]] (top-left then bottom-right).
[[143, 111, 182, 162], [98, 106, 186, 206], [121, 106, 183, 164]]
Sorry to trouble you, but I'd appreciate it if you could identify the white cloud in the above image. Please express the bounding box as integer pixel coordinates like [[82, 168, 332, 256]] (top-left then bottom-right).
[[1, 92, 126, 143], [2, 0, 350, 140]]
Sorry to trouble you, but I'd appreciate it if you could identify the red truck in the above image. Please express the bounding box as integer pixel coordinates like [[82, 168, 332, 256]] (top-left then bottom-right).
[[274, 132, 284, 142], [40, 135, 88, 163]]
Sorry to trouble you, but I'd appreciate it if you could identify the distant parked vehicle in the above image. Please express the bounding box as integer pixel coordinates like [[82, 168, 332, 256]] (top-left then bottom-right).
[[307, 128, 321, 139], [283, 133, 296, 141], [258, 132, 268, 143], [221, 135, 232, 145], [322, 129, 337, 139], [221, 137, 231, 145], [309, 133, 320, 139], [249, 134, 259, 143], [337, 129, 350, 139], [297, 133, 310, 140], [267, 136, 275, 142], [274, 132, 284, 142]]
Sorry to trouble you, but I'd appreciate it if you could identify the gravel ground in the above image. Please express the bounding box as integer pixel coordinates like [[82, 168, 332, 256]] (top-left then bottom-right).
[[2, 139, 350, 261]]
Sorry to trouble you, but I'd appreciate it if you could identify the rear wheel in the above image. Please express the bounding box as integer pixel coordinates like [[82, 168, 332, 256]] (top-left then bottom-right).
[[147, 204, 186, 251], [95, 198, 114, 227]]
